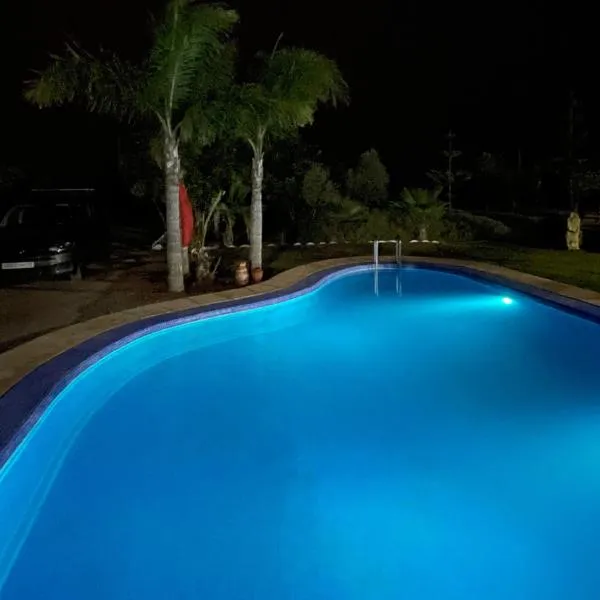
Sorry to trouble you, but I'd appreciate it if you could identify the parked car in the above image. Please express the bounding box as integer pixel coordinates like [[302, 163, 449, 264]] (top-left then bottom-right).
[[0, 190, 109, 279]]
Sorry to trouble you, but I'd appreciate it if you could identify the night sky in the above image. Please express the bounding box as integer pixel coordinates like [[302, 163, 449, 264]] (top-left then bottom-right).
[[0, 0, 596, 189]]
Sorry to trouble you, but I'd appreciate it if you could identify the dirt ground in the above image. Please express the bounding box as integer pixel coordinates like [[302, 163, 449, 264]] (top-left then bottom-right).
[[0, 247, 186, 354]]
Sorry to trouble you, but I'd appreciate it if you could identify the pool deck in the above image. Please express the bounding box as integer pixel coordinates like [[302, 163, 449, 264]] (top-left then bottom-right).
[[2, 255, 600, 457]]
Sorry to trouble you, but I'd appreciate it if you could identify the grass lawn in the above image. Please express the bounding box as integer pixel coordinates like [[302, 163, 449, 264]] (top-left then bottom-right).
[[260, 242, 600, 293]]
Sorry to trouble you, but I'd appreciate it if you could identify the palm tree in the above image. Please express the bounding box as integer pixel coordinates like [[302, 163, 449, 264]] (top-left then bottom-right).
[[426, 130, 470, 209], [399, 187, 446, 241], [24, 0, 238, 292], [234, 46, 348, 271]]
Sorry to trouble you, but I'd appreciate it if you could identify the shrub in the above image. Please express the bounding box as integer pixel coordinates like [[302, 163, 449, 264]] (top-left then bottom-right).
[[308, 209, 406, 243], [305, 198, 363, 241], [342, 210, 407, 243], [444, 210, 511, 242]]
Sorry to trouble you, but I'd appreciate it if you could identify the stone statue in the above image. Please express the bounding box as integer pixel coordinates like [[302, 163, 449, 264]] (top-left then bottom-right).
[[566, 211, 582, 250]]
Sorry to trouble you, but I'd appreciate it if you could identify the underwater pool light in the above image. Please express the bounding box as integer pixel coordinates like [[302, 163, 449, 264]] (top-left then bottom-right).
[[502, 297, 513, 305]]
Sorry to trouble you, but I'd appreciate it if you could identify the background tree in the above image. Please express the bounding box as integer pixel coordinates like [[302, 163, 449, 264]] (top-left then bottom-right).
[[302, 163, 342, 209], [0, 165, 25, 192], [300, 163, 364, 240], [475, 150, 549, 214], [262, 136, 320, 243], [182, 141, 248, 241], [427, 130, 470, 208], [555, 90, 588, 211], [234, 46, 348, 271], [346, 148, 389, 207], [117, 130, 166, 233], [25, 0, 238, 292]]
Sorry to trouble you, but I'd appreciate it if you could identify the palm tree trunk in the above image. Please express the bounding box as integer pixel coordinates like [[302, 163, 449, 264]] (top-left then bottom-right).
[[250, 145, 264, 270], [164, 133, 185, 292]]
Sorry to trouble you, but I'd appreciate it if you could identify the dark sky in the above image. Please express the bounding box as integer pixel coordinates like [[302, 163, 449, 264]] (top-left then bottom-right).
[[0, 0, 595, 188]]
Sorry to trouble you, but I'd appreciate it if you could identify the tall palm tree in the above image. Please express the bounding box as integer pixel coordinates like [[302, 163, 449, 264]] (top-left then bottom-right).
[[25, 0, 238, 292], [235, 47, 348, 271]]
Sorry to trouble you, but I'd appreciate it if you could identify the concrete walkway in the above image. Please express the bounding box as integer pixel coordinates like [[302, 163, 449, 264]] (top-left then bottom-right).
[[0, 279, 112, 354]]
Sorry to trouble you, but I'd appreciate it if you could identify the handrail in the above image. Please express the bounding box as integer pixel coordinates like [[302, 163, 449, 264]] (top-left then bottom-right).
[[373, 239, 402, 266]]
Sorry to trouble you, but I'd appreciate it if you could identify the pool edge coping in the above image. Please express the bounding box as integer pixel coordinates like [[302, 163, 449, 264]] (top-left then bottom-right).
[[2, 255, 600, 464]]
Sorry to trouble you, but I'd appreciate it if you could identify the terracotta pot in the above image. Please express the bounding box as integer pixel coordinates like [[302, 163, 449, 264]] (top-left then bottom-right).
[[235, 261, 249, 286], [251, 267, 264, 283]]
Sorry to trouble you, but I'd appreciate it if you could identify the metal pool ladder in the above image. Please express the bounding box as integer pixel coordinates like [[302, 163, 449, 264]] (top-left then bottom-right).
[[373, 239, 402, 267], [373, 239, 403, 296]]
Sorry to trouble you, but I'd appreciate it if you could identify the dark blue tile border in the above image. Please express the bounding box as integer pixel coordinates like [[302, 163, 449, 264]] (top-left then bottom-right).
[[2, 260, 600, 467]]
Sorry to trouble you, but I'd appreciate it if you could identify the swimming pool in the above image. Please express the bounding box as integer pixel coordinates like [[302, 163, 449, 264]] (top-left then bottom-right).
[[2, 264, 600, 599]]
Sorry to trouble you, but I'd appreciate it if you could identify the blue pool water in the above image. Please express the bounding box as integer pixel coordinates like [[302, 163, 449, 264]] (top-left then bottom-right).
[[2, 266, 600, 599]]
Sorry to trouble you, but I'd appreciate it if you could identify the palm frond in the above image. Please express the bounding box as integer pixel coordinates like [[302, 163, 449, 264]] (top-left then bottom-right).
[[227, 83, 272, 143], [178, 74, 237, 145], [266, 48, 348, 105], [263, 48, 348, 133], [399, 187, 446, 224], [227, 173, 250, 207], [25, 44, 142, 119], [232, 47, 348, 145], [262, 48, 348, 132], [145, 1, 238, 116], [338, 197, 366, 218]]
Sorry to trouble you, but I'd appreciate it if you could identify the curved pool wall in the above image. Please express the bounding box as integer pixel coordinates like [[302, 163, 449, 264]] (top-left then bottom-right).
[[4, 259, 600, 468], [2, 259, 599, 464], [2, 260, 600, 597]]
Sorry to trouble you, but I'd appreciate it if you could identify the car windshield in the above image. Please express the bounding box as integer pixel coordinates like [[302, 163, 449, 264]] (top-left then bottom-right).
[[1, 204, 73, 229]]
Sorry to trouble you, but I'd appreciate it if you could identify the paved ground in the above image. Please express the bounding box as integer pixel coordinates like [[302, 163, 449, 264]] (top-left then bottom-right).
[[0, 279, 112, 353], [0, 248, 181, 354]]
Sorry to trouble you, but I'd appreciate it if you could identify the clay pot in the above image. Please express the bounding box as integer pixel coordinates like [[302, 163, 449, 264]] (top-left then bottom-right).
[[235, 261, 249, 286], [251, 267, 264, 283]]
